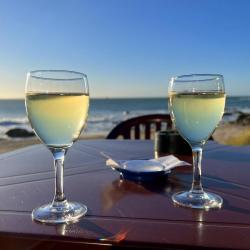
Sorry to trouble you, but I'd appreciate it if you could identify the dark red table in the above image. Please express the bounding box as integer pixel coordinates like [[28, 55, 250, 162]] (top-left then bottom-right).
[[0, 140, 250, 249]]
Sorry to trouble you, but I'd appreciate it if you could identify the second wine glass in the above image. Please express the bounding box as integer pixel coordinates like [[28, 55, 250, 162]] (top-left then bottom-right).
[[168, 74, 226, 209], [25, 70, 89, 224]]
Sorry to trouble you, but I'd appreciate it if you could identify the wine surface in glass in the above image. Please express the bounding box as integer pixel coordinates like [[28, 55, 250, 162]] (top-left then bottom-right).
[[169, 92, 225, 145], [26, 93, 89, 148]]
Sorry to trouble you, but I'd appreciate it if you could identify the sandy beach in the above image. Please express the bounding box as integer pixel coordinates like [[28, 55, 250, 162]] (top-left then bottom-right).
[[0, 134, 106, 154], [1, 122, 250, 155], [213, 123, 250, 146]]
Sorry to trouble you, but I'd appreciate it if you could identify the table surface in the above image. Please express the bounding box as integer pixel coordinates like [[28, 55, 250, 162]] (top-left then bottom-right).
[[0, 140, 250, 250]]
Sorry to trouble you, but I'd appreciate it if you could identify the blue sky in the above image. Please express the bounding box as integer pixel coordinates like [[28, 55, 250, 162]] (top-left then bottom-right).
[[0, 0, 250, 98]]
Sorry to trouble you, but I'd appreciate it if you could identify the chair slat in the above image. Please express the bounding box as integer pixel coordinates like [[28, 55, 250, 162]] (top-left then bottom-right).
[[156, 122, 161, 131], [135, 125, 140, 139], [145, 123, 151, 139]]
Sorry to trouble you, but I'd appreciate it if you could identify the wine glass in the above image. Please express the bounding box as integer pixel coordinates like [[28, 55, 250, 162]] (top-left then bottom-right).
[[25, 70, 89, 223], [168, 74, 225, 209]]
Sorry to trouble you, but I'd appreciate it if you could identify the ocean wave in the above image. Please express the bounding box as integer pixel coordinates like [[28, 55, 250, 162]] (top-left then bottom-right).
[[0, 117, 28, 125], [226, 107, 250, 114], [88, 109, 166, 123], [88, 115, 116, 123]]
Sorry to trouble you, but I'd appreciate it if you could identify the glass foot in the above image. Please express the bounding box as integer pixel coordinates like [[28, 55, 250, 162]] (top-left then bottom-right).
[[172, 191, 223, 210], [32, 201, 87, 224]]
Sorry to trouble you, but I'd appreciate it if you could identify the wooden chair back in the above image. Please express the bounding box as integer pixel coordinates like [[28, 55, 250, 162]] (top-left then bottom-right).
[[106, 114, 173, 139]]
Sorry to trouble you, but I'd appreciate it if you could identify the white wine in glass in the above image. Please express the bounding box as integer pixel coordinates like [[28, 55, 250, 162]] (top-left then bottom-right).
[[169, 74, 226, 209], [25, 70, 89, 224], [26, 93, 89, 148]]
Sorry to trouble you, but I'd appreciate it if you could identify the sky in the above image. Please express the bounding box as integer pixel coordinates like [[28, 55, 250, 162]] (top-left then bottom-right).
[[0, 0, 250, 98]]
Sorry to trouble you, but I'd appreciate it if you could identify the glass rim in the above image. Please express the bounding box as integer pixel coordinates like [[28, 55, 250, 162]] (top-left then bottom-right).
[[171, 74, 223, 82], [27, 70, 87, 81]]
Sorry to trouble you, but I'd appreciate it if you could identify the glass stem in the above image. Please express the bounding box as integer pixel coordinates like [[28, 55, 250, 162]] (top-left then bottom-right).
[[51, 148, 67, 207], [190, 146, 204, 194]]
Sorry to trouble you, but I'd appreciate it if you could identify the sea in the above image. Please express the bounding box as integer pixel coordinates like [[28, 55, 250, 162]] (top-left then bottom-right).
[[0, 97, 249, 139]]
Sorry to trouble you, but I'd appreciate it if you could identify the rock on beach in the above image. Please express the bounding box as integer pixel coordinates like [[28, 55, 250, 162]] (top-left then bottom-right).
[[6, 128, 35, 138]]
